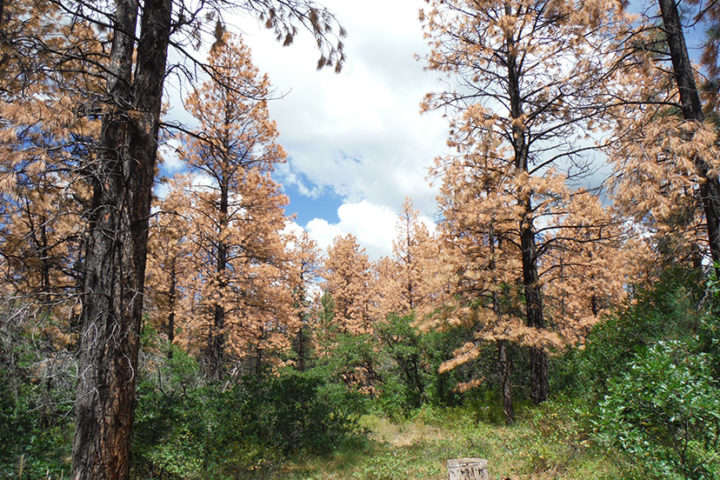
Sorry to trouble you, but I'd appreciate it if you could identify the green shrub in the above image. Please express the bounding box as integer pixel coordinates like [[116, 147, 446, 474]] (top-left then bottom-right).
[[0, 310, 74, 479], [238, 369, 365, 455], [550, 267, 709, 403], [132, 349, 366, 480], [596, 341, 720, 480]]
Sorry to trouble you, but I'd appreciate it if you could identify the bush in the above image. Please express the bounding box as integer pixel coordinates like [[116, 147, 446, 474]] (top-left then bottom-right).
[[596, 341, 720, 480], [132, 349, 366, 480], [554, 268, 707, 398], [237, 369, 365, 455], [0, 307, 75, 479]]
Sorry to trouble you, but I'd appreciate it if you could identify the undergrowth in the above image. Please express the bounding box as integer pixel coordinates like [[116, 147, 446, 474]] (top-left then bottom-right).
[[281, 402, 625, 480]]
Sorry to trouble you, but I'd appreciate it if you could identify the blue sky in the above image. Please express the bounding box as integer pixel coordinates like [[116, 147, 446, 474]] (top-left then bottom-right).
[[282, 180, 342, 226], [157, 0, 445, 259]]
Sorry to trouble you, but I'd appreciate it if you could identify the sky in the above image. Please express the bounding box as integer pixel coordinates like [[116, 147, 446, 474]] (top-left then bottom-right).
[[218, 0, 449, 259], [158, 0, 711, 260]]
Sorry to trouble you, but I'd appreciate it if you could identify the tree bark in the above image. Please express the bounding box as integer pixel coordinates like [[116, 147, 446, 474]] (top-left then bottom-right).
[[520, 214, 549, 404], [294, 324, 308, 371], [72, 0, 172, 478], [208, 184, 229, 381], [490, 223, 515, 422], [505, 17, 549, 404], [658, 0, 720, 269]]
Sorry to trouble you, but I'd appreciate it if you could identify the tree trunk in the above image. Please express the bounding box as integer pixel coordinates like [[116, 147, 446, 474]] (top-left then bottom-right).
[[520, 209, 548, 404], [504, 16, 549, 405], [208, 185, 229, 381], [167, 259, 176, 358], [209, 303, 226, 380], [490, 225, 515, 422], [294, 324, 308, 371], [72, 0, 172, 478], [658, 0, 720, 269]]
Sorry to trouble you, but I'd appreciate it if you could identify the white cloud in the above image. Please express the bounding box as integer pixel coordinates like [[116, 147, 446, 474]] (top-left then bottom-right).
[[228, 0, 449, 220], [157, 2, 449, 258], [303, 200, 436, 260], [154, 181, 171, 201], [158, 138, 185, 173]]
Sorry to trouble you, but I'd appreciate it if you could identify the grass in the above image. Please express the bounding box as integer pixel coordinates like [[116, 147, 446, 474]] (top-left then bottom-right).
[[279, 401, 626, 480]]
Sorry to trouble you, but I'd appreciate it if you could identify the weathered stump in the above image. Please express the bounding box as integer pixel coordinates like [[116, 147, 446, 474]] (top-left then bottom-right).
[[447, 458, 489, 480]]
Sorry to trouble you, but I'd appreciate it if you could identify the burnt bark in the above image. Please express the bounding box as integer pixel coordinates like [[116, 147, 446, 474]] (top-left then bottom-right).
[[71, 0, 172, 478], [658, 0, 720, 269]]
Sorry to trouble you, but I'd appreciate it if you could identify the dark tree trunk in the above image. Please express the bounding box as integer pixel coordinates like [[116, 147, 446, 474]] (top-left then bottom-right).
[[520, 214, 548, 404], [208, 185, 229, 381], [294, 324, 308, 371], [658, 0, 720, 269], [38, 214, 51, 297], [505, 22, 549, 404], [490, 225, 515, 423], [71, 0, 172, 478], [254, 342, 264, 376], [209, 303, 226, 380]]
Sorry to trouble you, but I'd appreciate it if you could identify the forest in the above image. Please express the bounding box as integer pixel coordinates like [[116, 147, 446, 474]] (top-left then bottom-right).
[[2, 0, 720, 479]]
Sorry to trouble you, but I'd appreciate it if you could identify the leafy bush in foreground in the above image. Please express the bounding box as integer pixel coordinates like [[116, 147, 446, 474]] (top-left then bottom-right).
[[597, 341, 720, 480], [132, 348, 365, 480]]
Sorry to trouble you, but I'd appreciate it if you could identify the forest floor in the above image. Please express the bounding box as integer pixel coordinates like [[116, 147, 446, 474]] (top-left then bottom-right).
[[280, 401, 625, 480]]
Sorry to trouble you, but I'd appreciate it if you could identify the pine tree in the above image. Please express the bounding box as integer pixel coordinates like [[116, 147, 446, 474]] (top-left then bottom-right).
[[177, 33, 294, 379], [287, 230, 322, 371], [324, 234, 374, 335], [422, 0, 627, 404]]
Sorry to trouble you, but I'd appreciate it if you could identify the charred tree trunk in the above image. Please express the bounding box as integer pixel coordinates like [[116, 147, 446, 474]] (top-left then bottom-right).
[[658, 0, 720, 270], [72, 1, 172, 478]]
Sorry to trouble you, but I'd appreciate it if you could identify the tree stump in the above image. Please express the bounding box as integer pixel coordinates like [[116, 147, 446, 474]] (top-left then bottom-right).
[[447, 458, 489, 480]]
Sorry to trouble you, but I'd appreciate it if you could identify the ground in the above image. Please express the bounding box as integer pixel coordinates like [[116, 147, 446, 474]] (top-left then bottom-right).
[[280, 402, 625, 480]]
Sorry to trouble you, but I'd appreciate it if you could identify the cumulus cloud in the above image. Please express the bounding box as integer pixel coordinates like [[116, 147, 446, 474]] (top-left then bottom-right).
[[300, 200, 435, 260], [158, 138, 185, 173], [227, 0, 449, 251], [155, 2, 449, 257], [306, 201, 397, 259]]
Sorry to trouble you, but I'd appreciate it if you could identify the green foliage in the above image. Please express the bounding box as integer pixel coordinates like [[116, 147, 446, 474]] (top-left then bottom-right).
[[596, 341, 720, 479], [375, 314, 428, 417], [556, 267, 720, 480], [556, 268, 707, 397], [0, 309, 74, 479], [132, 345, 365, 480], [417, 324, 478, 407], [238, 369, 366, 454]]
